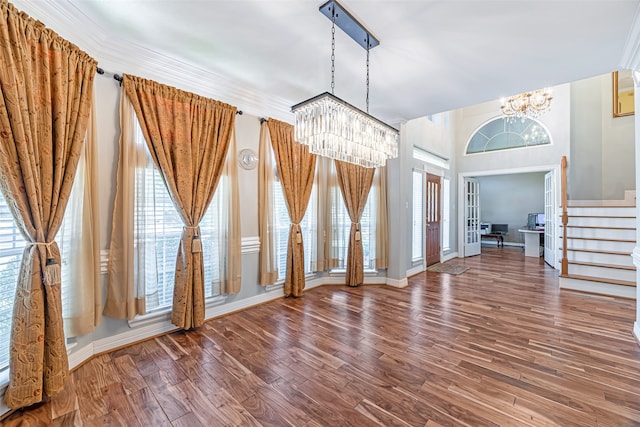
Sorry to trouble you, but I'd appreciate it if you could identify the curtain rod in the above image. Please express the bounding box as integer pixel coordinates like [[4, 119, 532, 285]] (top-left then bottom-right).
[[96, 67, 243, 115], [96, 67, 122, 84]]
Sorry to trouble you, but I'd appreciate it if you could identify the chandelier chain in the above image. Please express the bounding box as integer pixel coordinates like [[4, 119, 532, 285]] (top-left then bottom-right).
[[290, 1, 399, 168], [366, 42, 370, 114], [330, 8, 336, 95]]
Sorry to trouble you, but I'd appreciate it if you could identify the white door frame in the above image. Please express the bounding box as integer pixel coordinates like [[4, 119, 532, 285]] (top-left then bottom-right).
[[457, 164, 561, 266], [462, 177, 481, 257], [544, 170, 556, 267]]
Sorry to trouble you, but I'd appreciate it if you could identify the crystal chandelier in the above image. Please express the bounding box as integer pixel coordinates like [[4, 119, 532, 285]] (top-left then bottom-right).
[[500, 88, 553, 120], [291, 0, 399, 168]]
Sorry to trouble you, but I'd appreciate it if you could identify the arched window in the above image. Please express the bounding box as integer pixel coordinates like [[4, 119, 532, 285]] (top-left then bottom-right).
[[466, 117, 551, 154]]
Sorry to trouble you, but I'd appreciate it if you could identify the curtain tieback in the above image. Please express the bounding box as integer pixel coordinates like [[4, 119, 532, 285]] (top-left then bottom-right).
[[29, 241, 56, 257], [352, 223, 362, 241], [29, 241, 61, 286], [183, 226, 202, 253], [291, 223, 302, 244]]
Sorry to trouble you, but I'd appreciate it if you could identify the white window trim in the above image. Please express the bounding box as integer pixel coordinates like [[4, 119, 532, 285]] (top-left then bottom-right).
[[413, 147, 450, 169], [329, 268, 379, 276]]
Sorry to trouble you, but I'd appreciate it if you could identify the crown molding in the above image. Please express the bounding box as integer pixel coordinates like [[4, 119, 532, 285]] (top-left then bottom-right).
[[620, 2, 640, 71], [11, 0, 294, 122]]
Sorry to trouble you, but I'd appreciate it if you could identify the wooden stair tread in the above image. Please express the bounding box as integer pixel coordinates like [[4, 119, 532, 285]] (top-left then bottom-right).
[[568, 260, 635, 271], [562, 225, 635, 230], [565, 204, 636, 208], [560, 274, 636, 287], [564, 236, 635, 243], [565, 248, 632, 256], [567, 215, 635, 219]]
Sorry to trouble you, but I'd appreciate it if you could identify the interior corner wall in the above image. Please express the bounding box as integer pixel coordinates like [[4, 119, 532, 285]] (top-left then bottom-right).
[[570, 73, 635, 200], [386, 125, 410, 280]]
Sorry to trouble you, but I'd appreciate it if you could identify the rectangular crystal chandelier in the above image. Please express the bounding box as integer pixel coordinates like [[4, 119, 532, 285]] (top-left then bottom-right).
[[292, 92, 398, 168], [292, 0, 399, 169]]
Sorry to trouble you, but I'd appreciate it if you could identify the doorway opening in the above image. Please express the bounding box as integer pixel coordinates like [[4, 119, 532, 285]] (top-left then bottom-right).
[[459, 166, 559, 268]]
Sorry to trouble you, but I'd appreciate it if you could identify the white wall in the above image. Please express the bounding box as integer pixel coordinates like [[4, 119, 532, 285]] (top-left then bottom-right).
[[570, 73, 635, 200]]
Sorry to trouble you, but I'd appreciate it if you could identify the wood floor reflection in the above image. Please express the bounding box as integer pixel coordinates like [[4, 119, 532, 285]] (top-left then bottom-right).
[[3, 247, 640, 426]]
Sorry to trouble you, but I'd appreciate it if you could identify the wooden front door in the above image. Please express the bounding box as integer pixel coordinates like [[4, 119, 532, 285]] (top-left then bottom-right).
[[425, 173, 441, 266]]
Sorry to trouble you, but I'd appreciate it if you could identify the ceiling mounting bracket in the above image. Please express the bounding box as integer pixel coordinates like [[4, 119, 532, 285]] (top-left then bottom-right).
[[319, 0, 379, 50]]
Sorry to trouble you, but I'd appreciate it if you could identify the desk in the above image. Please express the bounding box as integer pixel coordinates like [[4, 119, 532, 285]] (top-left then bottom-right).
[[481, 233, 504, 247], [518, 228, 544, 257]]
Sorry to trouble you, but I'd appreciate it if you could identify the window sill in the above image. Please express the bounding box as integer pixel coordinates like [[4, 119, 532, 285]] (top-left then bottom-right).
[[265, 272, 317, 292], [329, 268, 379, 276], [0, 369, 7, 395], [128, 295, 227, 328]]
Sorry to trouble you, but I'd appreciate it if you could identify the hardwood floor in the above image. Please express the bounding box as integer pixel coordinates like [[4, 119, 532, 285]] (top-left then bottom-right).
[[3, 247, 640, 426]]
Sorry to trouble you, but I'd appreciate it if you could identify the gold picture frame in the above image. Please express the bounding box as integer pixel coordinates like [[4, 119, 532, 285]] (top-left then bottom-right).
[[613, 70, 634, 117]]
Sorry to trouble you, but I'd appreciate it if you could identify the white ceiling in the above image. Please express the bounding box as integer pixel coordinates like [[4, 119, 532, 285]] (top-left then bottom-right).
[[12, 0, 640, 125]]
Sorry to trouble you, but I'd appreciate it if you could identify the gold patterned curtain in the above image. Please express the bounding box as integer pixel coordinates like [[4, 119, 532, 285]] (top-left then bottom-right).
[[0, 1, 96, 409], [267, 119, 316, 297], [335, 161, 375, 286], [122, 74, 236, 329]]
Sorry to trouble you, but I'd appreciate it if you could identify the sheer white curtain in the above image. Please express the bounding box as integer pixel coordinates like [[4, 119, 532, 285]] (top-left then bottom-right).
[[134, 125, 170, 311], [202, 130, 241, 296], [58, 100, 101, 337]]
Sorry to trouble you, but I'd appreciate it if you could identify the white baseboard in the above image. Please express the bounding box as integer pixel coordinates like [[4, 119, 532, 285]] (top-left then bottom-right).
[[68, 341, 96, 369], [634, 322, 640, 344], [504, 242, 524, 248], [93, 321, 179, 355], [386, 277, 408, 288], [481, 241, 523, 248]]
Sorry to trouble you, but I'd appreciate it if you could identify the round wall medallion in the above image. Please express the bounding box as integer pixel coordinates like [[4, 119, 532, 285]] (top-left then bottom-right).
[[238, 148, 258, 170]]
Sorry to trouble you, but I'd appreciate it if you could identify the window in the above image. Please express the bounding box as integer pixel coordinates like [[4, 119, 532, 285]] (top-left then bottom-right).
[[273, 170, 317, 281], [0, 192, 26, 371], [412, 171, 424, 261], [466, 117, 551, 154], [133, 126, 222, 312], [330, 186, 377, 271], [442, 178, 450, 251]]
